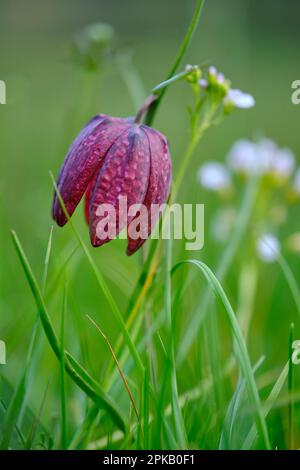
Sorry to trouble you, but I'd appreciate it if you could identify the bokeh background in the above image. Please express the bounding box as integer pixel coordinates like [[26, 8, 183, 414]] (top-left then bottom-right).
[[1, 0, 300, 448]]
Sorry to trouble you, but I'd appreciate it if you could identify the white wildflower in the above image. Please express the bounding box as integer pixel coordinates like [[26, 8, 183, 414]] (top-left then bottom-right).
[[227, 140, 260, 175], [257, 234, 280, 263], [225, 88, 255, 109], [270, 148, 295, 180], [198, 162, 231, 191]]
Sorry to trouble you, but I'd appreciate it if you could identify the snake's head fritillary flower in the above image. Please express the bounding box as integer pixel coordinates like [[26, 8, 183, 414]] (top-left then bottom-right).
[[52, 114, 172, 255]]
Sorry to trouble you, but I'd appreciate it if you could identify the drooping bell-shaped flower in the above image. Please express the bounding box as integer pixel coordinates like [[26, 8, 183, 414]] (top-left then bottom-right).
[[52, 114, 171, 255]]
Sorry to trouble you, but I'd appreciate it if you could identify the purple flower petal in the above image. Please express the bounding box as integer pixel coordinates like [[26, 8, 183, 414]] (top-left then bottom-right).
[[89, 125, 150, 247], [126, 126, 171, 255], [52, 114, 131, 226]]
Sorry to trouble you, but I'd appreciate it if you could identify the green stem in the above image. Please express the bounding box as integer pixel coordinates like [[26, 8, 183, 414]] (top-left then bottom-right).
[[152, 68, 198, 94], [171, 135, 199, 203], [171, 101, 218, 202], [60, 282, 67, 450], [145, 0, 205, 126], [288, 323, 294, 449]]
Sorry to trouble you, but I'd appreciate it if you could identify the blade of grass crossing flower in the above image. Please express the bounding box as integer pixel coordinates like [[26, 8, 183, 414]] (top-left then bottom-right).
[[60, 282, 67, 449], [115, 0, 207, 369], [50, 171, 144, 377], [10, 230, 126, 432], [172, 260, 271, 450]]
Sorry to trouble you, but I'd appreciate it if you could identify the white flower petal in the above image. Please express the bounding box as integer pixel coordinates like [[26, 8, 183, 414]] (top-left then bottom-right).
[[271, 148, 295, 179], [198, 162, 231, 191], [227, 140, 260, 175], [257, 138, 277, 173], [257, 234, 280, 263], [226, 88, 255, 109]]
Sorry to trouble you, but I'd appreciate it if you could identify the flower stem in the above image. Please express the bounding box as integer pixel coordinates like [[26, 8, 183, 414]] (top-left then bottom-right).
[[144, 0, 206, 126], [135, 68, 199, 124]]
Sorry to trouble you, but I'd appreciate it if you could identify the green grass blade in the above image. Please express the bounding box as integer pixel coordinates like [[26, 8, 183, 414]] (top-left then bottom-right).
[[10, 230, 126, 432], [0, 399, 26, 448], [11, 230, 60, 357], [288, 323, 294, 449], [177, 177, 257, 364], [68, 406, 100, 450], [142, 369, 150, 449], [41, 226, 53, 292], [25, 379, 51, 450], [164, 234, 187, 449], [50, 171, 144, 377], [0, 227, 54, 450], [64, 350, 126, 431], [0, 374, 26, 449], [242, 362, 289, 449], [219, 356, 265, 449], [145, 0, 206, 125], [60, 282, 67, 449], [275, 254, 300, 319], [172, 259, 271, 450]]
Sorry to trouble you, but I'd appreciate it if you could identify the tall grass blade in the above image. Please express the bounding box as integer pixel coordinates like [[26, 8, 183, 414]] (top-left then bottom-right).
[[50, 171, 144, 376], [145, 0, 206, 125], [0, 227, 54, 449], [242, 362, 289, 449], [288, 323, 294, 449], [177, 177, 257, 363], [11, 230, 126, 432], [172, 259, 271, 449], [164, 234, 187, 449], [219, 356, 265, 449], [60, 282, 67, 449], [25, 379, 51, 449]]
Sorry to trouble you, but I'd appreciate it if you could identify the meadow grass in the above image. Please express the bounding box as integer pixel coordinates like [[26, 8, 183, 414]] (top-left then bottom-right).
[[1, 0, 300, 451]]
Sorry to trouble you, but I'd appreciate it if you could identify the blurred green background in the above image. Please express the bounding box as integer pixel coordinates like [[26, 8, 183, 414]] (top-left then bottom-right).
[[1, 0, 300, 448]]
